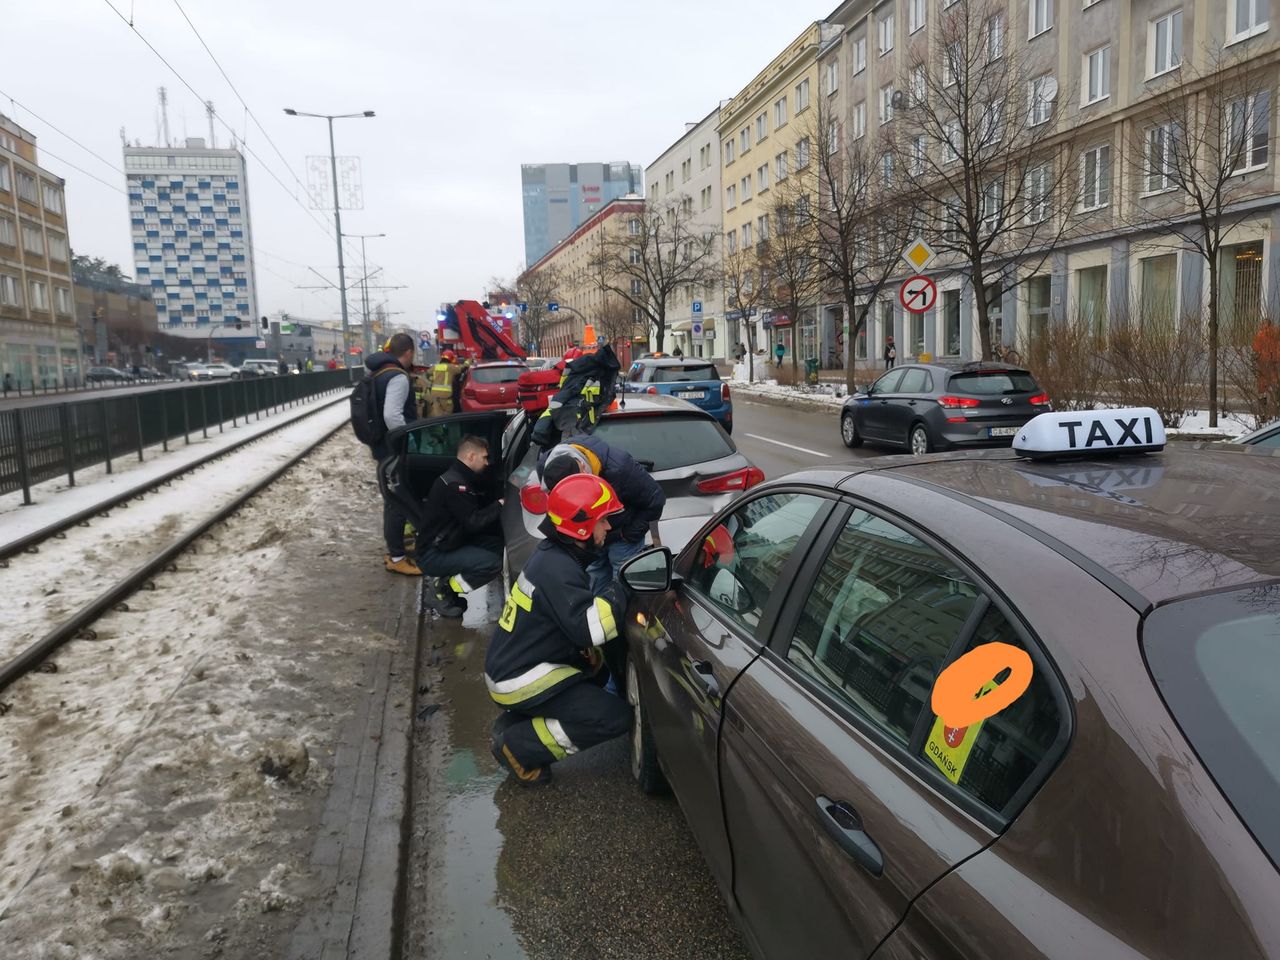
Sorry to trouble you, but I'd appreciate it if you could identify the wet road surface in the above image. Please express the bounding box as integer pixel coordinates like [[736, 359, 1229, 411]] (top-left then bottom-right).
[[404, 587, 750, 960]]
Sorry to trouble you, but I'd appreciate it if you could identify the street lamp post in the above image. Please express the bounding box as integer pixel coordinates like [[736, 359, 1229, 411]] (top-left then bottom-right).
[[283, 107, 375, 371], [345, 232, 386, 355]]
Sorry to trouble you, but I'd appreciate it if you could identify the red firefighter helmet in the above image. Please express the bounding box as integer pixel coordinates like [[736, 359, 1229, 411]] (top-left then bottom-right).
[[546, 474, 623, 541], [441, 349, 457, 363]]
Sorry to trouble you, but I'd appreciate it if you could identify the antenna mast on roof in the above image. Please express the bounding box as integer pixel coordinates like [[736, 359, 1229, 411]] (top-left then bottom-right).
[[205, 100, 216, 148], [158, 86, 171, 147]]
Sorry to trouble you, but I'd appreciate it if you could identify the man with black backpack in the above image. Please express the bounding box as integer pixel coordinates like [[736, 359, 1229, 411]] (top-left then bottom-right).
[[352, 332, 422, 576]]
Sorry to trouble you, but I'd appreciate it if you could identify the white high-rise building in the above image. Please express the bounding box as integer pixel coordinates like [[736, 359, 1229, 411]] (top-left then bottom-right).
[[123, 138, 258, 338]]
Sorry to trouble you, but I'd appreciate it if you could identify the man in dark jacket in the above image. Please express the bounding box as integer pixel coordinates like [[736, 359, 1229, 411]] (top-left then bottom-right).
[[537, 432, 665, 594], [367, 333, 421, 575], [417, 434, 505, 617], [485, 473, 630, 786]]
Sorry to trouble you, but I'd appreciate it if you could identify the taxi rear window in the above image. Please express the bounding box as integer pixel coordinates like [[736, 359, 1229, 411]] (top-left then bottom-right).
[[650, 364, 720, 383], [949, 371, 1038, 394], [1143, 588, 1280, 868], [593, 415, 733, 471], [470, 366, 524, 384]]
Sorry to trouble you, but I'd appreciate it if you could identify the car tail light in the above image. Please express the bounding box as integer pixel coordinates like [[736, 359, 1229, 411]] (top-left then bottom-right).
[[721, 382, 731, 402], [937, 396, 981, 409], [519, 481, 548, 514], [697, 466, 766, 494], [646, 386, 659, 395], [1030, 392, 1051, 406], [463, 387, 477, 399]]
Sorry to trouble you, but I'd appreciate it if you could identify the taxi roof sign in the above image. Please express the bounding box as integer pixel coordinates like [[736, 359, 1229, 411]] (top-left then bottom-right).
[[1014, 408, 1166, 460], [901, 238, 937, 272]]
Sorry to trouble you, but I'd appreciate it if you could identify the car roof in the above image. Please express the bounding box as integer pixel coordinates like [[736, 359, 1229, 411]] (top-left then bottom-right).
[[472, 360, 527, 368], [827, 446, 1280, 606], [604, 393, 717, 418], [633, 357, 718, 367]]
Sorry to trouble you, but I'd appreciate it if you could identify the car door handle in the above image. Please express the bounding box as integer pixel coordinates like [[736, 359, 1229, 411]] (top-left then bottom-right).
[[815, 796, 884, 877], [691, 660, 721, 700], [907, 400, 916, 406], [879, 399, 889, 405]]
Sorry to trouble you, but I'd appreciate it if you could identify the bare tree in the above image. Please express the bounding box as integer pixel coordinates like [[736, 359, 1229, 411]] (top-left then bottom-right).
[[514, 264, 563, 354], [758, 173, 825, 372], [799, 100, 914, 392], [1124, 53, 1274, 427], [722, 241, 769, 382], [889, 0, 1080, 360], [588, 199, 718, 354]]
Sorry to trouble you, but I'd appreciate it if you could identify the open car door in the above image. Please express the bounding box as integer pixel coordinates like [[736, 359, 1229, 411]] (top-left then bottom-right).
[[378, 412, 509, 531]]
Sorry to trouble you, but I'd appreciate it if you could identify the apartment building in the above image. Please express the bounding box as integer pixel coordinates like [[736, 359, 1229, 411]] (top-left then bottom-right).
[[720, 21, 841, 362], [123, 137, 260, 340], [0, 114, 80, 388], [519, 195, 647, 358], [645, 107, 725, 359], [816, 0, 1280, 366], [520, 162, 644, 265]]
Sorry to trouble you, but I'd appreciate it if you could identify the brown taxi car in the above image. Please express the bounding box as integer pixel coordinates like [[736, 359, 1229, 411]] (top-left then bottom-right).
[[619, 408, 1280, 960]]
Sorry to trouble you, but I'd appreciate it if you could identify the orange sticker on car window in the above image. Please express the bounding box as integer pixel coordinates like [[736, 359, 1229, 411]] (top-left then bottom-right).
[[931, 642, 1033, 729]]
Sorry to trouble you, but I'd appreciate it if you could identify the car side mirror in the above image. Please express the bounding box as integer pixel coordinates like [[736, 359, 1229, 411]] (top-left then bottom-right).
[[709, 567, 753, 615], [620, 546, 674, 593]]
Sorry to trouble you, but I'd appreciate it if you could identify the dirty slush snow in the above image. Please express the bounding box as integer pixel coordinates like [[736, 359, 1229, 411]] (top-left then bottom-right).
[[0, 430, 403, 958]]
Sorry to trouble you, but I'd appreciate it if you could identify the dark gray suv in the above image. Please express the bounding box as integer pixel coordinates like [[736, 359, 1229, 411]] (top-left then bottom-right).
[[841, 362, 1051, 455]]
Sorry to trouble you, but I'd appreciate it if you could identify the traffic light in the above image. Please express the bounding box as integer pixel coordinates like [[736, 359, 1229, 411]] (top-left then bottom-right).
[[261, 316, 269, 330]]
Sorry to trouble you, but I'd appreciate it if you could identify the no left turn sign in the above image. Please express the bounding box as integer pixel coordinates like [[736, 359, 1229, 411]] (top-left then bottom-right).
[[899, 274, 938, 314]]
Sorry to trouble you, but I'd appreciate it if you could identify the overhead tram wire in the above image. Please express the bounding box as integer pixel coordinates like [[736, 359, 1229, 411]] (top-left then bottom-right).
[[0, 88, 127, 178]]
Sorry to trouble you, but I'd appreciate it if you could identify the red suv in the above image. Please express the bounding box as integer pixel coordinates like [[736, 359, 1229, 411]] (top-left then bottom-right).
[[459, 361, 527, 414]]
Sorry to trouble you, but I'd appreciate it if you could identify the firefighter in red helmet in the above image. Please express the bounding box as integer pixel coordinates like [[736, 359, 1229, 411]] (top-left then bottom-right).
[[484, 473, 631, 786], [429, 349, 465, 417]]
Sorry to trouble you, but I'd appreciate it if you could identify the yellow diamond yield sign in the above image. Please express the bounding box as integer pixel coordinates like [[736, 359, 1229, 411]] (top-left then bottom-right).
[[902, 238, 937, 272]]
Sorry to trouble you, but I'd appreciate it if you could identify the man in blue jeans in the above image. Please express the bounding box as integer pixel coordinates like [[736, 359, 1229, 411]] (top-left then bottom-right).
[[538, 434, 666, 595]]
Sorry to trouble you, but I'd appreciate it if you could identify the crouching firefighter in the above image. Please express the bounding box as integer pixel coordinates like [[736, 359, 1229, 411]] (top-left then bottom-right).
[[484, 474, 631, 786], [417, 435, 505, 617]]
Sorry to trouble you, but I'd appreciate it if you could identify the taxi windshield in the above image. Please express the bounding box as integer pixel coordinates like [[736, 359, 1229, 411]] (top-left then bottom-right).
[[1143, 587, 1280, 868]]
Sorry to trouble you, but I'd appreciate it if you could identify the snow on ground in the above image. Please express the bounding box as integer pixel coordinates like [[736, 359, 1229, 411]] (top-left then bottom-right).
[[0, 430, 400, 958], [0, 403, 351, 665], [0, 391, 346, 548]]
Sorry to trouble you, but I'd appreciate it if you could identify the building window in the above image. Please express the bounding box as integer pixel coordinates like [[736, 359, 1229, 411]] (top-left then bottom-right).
[[701, 185, 712, 210], [796, 137, 811, 168], [742, 223, 753, 247], [775, 151, 789, 181], [881, 152, 895, 185], [1150, 10, 1183, 76], [1027, 275, 1051, 340], [0, 274, 21, 307], [824, 119, 839, 157], [1220, 241, 1265, 329], [54, 286, 72, 315], [727, 230, 738, 254], [1227, 91, 1271, 173], [757, 112, 768, 141], [1140, 254, 1178, 328], [29, 280, 49, 311], [740, 128, 750, 154], [774, 96, 789, 128], [987, 13, 1005, 60], [796, 78, 811, 111], [741, 174, 753, 200], [700, 143, 712, 169], [880, 84, 895, 124], [0, 217, 14, 247], [0, 164, 10, 192], [986, 283, 1004, 345], [1029, 75, 1055, 124], [943, 42, 961, 87], [1025, 163, 1050, 223], [909, 63, 927, 104], [1146, 122, 1181, 192], [1030, 0, 1053, 37], [943, 119, 961, 163], [878, 10, 895, 54], [21, 223, 44, 256], [982, 179, 1004, 231], [42, 183, 63, 213], [1077, 265, 1108, 334], [852, 102, 867, 140], [757, 163, 770, 191], [629, 247, 642, 265], [727, 184, 737, 208], [725, 139, 735, 164], [665, 171, 674, 193], [853, 36, 867, 74], [911, 135, 926, 174], [1085, 46, 1110, 103], [825, 60, 840, 96], [910, 308, 925, 354], [47, 232, 68, 260], [980, 98, 1005, 143], [905, 0, 924, 32], [1232, 0, 1269, 41], [1081, 143, 1112, 209], [629, 217, 642, 235], [16, 171, 37, 204], [758, 214, 770, 241], [942, 289, 962, 355]]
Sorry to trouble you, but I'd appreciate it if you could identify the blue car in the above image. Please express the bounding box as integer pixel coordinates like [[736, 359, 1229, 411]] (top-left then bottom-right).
[[624, 358, 733, 433]]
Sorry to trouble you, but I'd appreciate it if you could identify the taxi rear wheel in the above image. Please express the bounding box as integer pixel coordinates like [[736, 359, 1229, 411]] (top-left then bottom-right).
[[841, 411, 862, 448], [626, 655, 668, 795]]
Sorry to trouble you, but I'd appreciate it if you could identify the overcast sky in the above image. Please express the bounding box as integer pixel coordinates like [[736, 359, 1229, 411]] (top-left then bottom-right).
[[4, 0, 836, 333]]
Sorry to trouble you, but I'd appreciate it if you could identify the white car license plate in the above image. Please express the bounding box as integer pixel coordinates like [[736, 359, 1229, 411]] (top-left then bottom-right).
[[989, 426, 1018, 437], [677, 390, 706, 400]]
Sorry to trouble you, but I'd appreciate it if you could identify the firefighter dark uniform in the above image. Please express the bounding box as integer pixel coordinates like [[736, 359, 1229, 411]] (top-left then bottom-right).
[[485, 474, 630, 786], [428, 350, 464, 417], [417, 452, 504, 615]]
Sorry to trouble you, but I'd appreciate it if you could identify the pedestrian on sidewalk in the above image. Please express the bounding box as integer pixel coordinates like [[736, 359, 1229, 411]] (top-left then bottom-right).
[[884, 336, 897, 370], [2, 372, 13, 394], [306, 357, 314, 373], [417, 435, 505, 617], [327, 357, 338, 370], [485, 473, 630, 787], [364, 333, 422, 576]]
